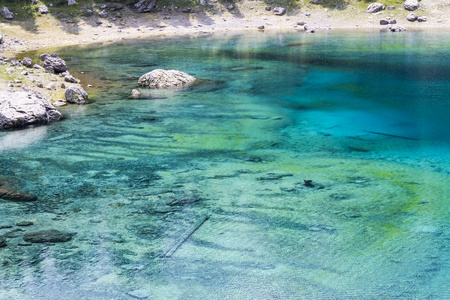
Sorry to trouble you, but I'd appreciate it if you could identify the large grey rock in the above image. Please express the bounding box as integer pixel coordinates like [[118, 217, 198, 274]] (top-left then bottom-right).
[[23, 230, 75, 243], [22, 57, 33, 68], [98, 10, 108, 18], [38, 5, 49, 14], [380, 18, 390, 25], [41, 53, 67, 73], [68, 0, 76, 6], [1, 7, 14, 20], [273, 7, 286, 16], [134, 0, 156, 13], [0, 90, 62, 130], [407, 13, 418, 22], [65, 86, 89, 104], [367, 3, 385, 13], [404, 0, 420, 11], [138, 69, 196, 89]]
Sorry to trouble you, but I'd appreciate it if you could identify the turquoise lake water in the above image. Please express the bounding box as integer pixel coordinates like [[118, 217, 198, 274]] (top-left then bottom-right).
[[0, 30, 449, 299]]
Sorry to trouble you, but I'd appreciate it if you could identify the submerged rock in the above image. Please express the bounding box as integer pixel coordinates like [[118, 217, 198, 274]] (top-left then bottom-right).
[[65, 86, 89, 104], [1, 7, 14, 20], [366, 3, 385, 13], [23, 230, 75, 243], [131, 89, 141, 98], [138, 69, 196, 89], [0, 237, 6, 248], [0, 90, 62, 130]]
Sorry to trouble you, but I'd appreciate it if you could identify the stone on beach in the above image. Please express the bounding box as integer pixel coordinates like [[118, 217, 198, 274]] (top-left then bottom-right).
[[273, 7, 286, 16], [380, 18, 390, 25], [138, 69, 196, 89], [65, 86, 89, 104], [366, 3, 385, 13], [22, 57, 33, 68], [407, 13, 418, 22], [0, 90, 62, 130], [404, 0, 420, 11]]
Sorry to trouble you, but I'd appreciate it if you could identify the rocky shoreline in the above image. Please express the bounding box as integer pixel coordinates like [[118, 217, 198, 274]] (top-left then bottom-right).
[[0, 0, 449, 130], [0, 53, 88, 130]]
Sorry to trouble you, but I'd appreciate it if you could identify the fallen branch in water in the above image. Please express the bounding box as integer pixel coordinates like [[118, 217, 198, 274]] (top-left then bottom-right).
[[364, 130, 419, 141], [161, 214, 209, 258]]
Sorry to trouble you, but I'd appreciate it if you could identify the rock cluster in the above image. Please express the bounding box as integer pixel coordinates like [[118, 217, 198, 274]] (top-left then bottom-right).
[[41, 53, 67, 73], [380, 18, 396, 25], [138, 69, 196, 89], [407, 13, 427, 22], [0, 90, 62, 130]]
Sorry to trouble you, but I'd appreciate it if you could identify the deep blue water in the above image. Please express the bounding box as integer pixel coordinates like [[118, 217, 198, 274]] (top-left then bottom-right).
[[0, 30, 449, 299]]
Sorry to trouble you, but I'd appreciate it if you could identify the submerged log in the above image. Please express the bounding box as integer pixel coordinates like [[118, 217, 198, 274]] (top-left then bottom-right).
[[0, 188, 37, 202], [161, 214, 209, 258], [364, 130, 418, 141]]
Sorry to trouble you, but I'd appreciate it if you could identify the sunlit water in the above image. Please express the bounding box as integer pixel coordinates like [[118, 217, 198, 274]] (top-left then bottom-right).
[[1, 30, 449, 299]]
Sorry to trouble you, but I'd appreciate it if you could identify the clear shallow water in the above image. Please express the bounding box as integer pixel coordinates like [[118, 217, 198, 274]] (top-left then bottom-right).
[[1, 30, 449, 299]]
